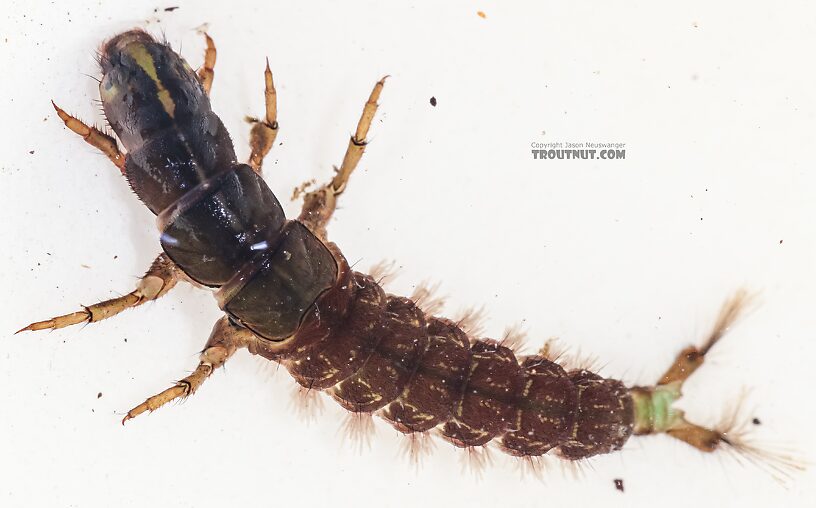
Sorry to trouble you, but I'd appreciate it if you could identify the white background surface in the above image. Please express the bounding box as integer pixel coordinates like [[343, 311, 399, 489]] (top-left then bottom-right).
[[1, 1, 815, 507]]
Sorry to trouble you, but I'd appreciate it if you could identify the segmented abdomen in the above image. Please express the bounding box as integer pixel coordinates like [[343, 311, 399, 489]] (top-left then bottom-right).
[[278, 261, 634, 460]]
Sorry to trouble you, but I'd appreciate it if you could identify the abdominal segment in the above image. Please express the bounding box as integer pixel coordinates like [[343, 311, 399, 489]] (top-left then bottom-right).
[[276, 261, 634, 460]]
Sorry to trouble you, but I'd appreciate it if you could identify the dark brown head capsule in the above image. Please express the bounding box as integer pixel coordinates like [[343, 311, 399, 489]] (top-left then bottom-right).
[[99, 29, 237, 214]]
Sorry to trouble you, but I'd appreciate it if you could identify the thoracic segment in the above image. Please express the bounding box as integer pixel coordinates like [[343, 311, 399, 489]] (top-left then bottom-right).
[[275, 262, 634, 460]]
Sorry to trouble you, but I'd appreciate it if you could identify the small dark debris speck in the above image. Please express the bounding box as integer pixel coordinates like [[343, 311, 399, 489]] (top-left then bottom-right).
[[164, 6, 179, 12], [430, 96, 437, 107], [29, 150, 34, 154], [614, 478, 624, 492], [97, 392, 102, 399], [779, 240, 783, 245], [753, 417, 761, 425]]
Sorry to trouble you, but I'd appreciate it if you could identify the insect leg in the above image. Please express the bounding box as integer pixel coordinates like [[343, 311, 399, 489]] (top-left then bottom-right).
[[16, 253, 179, 333], [297, 77, 387, 238], [121, 316, 255, 424], [331, 76, 388, 195], [247, 59, 279, 173], [197, 33, 216, 95], [52, 101, 125, 173]]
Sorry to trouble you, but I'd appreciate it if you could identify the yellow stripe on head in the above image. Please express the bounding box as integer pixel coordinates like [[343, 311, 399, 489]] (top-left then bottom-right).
[[127, 43, 176, 118]]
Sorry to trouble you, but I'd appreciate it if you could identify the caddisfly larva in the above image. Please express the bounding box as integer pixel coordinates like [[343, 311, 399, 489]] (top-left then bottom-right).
[[16, 29, 802, 480]]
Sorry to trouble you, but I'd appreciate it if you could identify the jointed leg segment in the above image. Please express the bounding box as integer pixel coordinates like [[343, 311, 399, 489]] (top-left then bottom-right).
[[122, 316, 256, 424], [52, 101, 125, 172], [247, 59, 279, 173], [298, 76, 387, 238], [198, 33, 217, 95], [331, 75, 388, 195], [121, 348, 222, 424], [17, 253, 179, 333]]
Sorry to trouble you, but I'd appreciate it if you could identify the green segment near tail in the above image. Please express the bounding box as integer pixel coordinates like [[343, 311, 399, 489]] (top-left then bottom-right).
[[631, 382, 683, 435]]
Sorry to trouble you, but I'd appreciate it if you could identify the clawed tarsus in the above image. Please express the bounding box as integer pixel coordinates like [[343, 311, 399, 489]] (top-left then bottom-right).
[[51, 100, 125, 172], [247, 58, 278, 173], [298, 76, 388, 239], [122, 361, 215, 424], [122, 316, 254, 424], [330, 75, 388, 195], [17, 253, 178, 334]]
